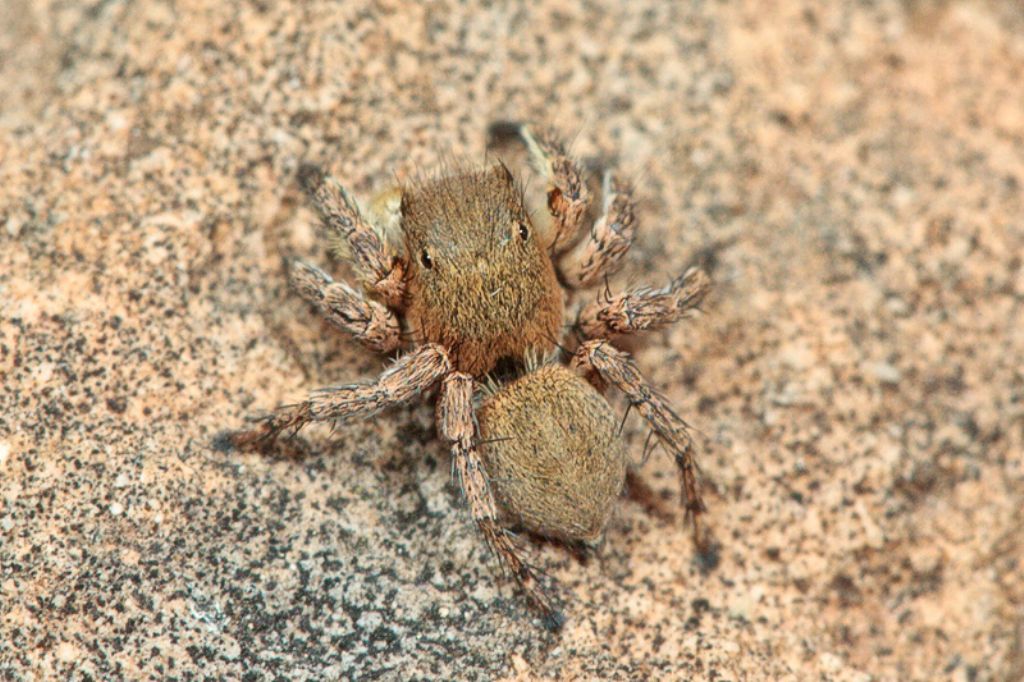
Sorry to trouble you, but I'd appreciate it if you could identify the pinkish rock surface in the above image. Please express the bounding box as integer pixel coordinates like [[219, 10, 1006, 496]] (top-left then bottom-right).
[[2, 1, 1022, 680]]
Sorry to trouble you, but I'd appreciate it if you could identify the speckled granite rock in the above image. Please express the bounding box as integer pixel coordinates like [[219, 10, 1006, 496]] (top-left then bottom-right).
[[2, 1, 1022, 680]]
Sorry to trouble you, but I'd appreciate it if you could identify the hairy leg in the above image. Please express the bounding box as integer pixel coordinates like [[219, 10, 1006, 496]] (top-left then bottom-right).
[[437, 372, 565, 631], [572, 340, 706, 548], [297, 164, 406, 308], [577, 267, 710, 340], [559, 171, 636, 289], [289, 260, 401, 354], [230, 344, 450, 449], [518, 125, 591, 255]]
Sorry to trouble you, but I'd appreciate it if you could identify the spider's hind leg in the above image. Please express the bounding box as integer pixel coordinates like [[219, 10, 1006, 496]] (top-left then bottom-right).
[[572, 340, 707, 549], [228, 344, 450, 450], [437, 372, 565, 631]]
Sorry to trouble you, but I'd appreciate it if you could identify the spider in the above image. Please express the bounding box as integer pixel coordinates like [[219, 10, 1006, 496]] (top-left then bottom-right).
[[226, 124, 711, 630]]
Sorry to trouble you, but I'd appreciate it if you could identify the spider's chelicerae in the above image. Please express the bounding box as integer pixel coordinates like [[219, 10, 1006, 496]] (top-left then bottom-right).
[[227, 124, 711, 630]]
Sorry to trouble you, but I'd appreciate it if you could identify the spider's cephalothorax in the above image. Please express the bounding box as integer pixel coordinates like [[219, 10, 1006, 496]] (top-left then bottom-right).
[[400, 165, 563, 375], [226, 124, 711, 631]]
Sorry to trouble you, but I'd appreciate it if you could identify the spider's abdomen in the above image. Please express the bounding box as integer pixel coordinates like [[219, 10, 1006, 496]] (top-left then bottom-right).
[[478, 364, 627, 544]]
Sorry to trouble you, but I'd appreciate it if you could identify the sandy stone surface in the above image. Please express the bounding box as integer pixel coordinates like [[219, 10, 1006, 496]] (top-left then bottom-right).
[[2, 1, 1023, 679]]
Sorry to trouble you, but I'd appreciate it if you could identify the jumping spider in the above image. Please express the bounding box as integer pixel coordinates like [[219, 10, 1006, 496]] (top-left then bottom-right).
[[227, 124, 711, 630]]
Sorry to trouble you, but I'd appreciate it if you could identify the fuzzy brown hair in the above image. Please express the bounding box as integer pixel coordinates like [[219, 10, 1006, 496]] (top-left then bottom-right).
[[400, 163, 564, 375], [478, 363, 627, 544]]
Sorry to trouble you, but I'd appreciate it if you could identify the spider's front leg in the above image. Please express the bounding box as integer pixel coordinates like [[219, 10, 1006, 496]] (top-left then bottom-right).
[[288, 260, 401, 354], [518, 125, 591, 254], [437, 373, 565, 631], [297, 164, 406, 308], [571, 340, 707, 549], [513, 125, 637, 288], [560, 170, 637, 289], [228, 344, 450, 450]]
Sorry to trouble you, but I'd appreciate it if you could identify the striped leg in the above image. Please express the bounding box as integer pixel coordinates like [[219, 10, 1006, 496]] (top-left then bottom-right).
[[289, 260, 401, 354], [437, 373, 565, 631], [572, 340, 706, 549], [518, 125, 591, 255], [559, 171, 636, 289], [578, 268, 710, 340], [230, 344, 450, 450], [298, 164, 406, 307]]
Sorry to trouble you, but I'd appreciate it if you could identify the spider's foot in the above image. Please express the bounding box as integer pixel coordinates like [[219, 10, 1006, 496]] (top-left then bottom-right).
[[211, 430, 239, 453], [225, 427, 274, 451], [684, 504, 707, 549], [218, 411, 304, 452], [519, 566, 566, 633], [541, 608, 567, 633], [696, 539, 721, 575], [690, 518, 720, 575], [213, 427, 273, 453]]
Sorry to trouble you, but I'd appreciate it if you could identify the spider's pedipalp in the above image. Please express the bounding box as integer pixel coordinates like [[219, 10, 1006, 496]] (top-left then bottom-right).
[[517, 124, 590, 254], [577, 267, 711, 340], [571, 340, 707, 549], [230, 344, 450, 449], [288, 260, 401, 353], [560, 171, 637, 288], [437, 372, 564, 630], [297, 164, 406, 307]]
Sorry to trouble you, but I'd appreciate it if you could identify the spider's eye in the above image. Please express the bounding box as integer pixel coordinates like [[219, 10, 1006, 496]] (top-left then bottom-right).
[[420, 249, 433, 269], [518, 222, 529, 241]]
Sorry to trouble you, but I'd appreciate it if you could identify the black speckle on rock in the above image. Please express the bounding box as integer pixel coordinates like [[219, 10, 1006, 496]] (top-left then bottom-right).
[[830, 573, 862, 608]]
